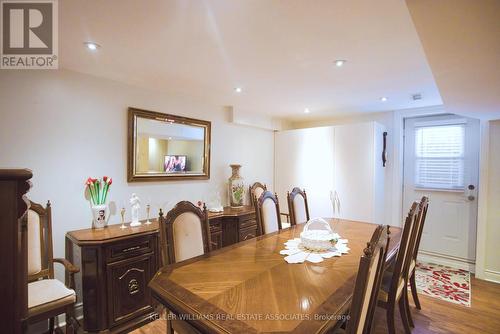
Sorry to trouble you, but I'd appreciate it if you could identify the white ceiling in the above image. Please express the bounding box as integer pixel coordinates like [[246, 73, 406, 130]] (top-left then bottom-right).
[[60, 0, 442, 121], [406, 0, 500, 121]]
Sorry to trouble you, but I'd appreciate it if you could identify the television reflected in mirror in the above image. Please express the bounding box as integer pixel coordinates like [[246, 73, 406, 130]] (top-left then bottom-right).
[[128, 107, 211, 181]]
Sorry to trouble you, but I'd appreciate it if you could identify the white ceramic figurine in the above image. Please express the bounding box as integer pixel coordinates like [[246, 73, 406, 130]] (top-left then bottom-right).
[[130, 193, 141, 227]]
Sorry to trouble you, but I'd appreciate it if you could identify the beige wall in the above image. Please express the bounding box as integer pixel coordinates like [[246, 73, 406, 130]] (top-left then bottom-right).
[[485, 120, 500, 276], [148, 137, 168, 171], [0, 69, 274, 282]]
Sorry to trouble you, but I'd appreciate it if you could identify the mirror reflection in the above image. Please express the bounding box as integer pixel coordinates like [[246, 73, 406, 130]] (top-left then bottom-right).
[[128, 108, 211, 181], [136, 118, 205, 174]]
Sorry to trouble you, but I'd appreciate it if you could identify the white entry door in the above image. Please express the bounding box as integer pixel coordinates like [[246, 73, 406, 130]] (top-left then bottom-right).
[[403, 114, 479, 264]]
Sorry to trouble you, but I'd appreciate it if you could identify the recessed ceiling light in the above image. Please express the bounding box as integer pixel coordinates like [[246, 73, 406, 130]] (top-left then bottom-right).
[[304, 108, 310, 114], [84, 42, 100, 50], [234, 87, 243, 93], [380, 97, 388, 102], [334, 60, 346, 67]]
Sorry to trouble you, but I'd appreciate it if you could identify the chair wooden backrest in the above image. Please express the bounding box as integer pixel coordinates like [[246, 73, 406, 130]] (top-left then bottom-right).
[[411, 196, 429, 263], [256, 191, 282, 235], [287, 187, 310, 226], [159, 201, 211, 265], [249, 182, 267, 207], [387, 201, 419, 299], [27, 200, 54, 282], [346, 225, 390, 334]]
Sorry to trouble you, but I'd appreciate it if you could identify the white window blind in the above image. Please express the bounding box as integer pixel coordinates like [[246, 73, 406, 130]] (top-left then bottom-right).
[[414, 123, 465, 190]]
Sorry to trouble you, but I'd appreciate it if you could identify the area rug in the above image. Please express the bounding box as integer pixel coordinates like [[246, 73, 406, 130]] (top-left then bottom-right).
[[414, 261, 471, 307]]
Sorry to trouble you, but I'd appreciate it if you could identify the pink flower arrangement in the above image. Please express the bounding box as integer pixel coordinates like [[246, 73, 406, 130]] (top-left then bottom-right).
[[85, 176, 112, 205]]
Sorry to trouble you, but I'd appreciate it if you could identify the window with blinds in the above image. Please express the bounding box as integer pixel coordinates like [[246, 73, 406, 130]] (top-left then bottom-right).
[[414, 123, 465, 190]]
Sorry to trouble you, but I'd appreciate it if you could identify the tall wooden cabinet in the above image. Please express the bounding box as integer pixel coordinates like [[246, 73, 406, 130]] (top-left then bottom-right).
[[275, 122, 386, 224], [0, 169, 32, 334]]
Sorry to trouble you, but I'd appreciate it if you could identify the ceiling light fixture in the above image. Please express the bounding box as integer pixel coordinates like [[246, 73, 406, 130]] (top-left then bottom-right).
[[234, 87, 243, 93], [380, 97, 388, 102], [412, 93, 422, 101], [304, 108, 310, 114], [334, 60, 346, 67], [84, 42, 100, 50]]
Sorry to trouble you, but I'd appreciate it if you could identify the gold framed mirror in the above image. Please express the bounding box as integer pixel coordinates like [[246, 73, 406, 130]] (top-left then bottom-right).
[[127, 107, 211, 182]]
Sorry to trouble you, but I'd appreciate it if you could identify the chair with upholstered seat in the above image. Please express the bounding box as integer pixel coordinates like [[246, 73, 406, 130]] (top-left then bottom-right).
[[255, 191, 283, 235], [329, 225, 390, 334], [249, 182, 267, 207], [407, 196, 429, 311], [377, 202, 419, 334], [158, 201, 212, 265], [25, 200, 79, 334], [158, 201, 212, 334], [287, 187, 310, 226]]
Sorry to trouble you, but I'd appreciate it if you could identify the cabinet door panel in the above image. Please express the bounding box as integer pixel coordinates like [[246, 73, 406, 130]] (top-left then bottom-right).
[[275, 127, 335, 218], [222, 218, 239, 247], [107, 253, 154, 327], [210, 231, 223, 250], [334, 123, 375, 222]]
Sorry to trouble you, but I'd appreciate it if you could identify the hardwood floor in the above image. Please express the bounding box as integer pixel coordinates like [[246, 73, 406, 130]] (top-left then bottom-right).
[[132, 276, 500, 334]]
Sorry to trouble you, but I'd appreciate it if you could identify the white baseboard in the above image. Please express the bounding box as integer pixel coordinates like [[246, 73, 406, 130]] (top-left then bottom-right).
[[484, 269, 500, 284], [417, 250, 476, 273]]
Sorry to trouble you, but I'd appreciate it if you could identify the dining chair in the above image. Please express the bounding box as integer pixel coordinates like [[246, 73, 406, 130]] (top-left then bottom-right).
[[255, 191, 283, 235], [331, 224, 390, 334], [408, 196, 429, 310], [287, 187, 310, 226], [25, 200, 80, 334], [249, 182, 267, 207], [158, 201, 212, 265], [377, 201, 419, 334], [158, 201, 212, 334]]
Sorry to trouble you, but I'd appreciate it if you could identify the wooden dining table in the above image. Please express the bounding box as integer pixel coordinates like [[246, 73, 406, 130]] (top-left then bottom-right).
[[148, 219, 402, 334]]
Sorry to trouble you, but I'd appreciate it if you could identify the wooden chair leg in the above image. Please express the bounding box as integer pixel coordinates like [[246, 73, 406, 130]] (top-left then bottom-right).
[[49, 317, 55, 334], [65, 305, 79, 334], [166, 311, 174, 334], [410, 271, 421, 310], [398, 295, 412, 334], [386, 305, 396, 334], [404, 287, 415, 327]]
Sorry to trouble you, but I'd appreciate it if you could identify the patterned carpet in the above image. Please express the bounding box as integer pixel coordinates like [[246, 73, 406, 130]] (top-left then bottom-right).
[[415, 261, 471, 307]]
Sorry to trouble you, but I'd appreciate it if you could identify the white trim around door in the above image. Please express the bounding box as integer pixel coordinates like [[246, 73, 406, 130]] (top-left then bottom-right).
[[392, 106, 490, 279]]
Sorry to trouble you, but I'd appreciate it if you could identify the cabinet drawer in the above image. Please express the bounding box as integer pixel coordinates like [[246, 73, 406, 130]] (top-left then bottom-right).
[[209, 220, 222, 233], [240, 215, 257, 229], [107, 253, 155, 327], [239, 226, 257, 242], [106, 236, 154, 262]]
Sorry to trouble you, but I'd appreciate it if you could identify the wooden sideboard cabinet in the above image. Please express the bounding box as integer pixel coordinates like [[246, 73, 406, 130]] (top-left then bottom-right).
[[66, 205, 256, 333], [66, 222, 160, 333], [207, 206, 257, 249]]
